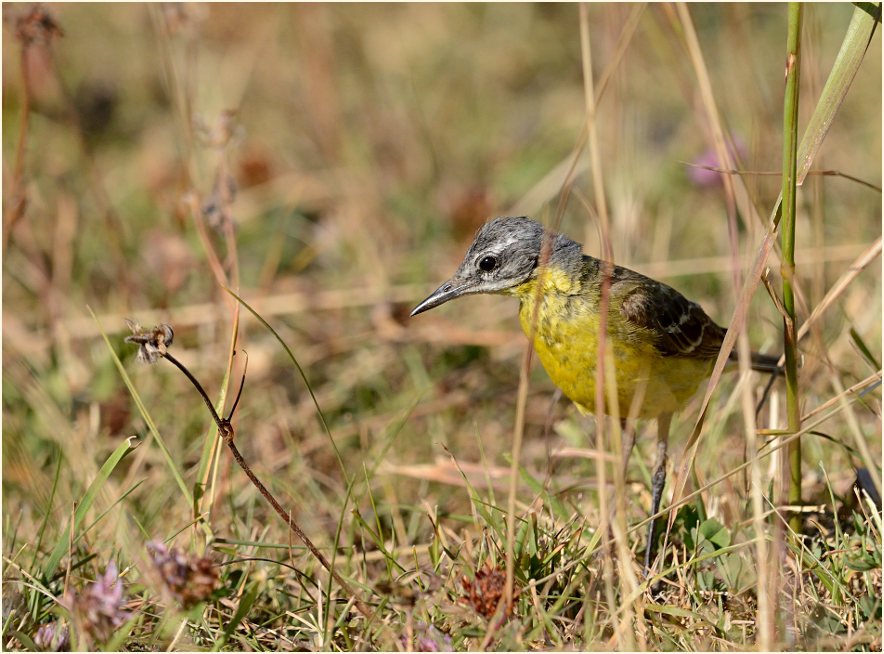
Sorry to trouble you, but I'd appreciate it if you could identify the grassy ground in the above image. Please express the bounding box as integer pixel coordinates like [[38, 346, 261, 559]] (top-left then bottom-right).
[[2, 3, 881, 651]]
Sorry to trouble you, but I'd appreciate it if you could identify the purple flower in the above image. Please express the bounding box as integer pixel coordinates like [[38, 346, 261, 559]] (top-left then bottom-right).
[[687, 138, 747, 188], [59, 561, 130, 648], [33, 620, 70, 651], [401, 622, 453, 652]]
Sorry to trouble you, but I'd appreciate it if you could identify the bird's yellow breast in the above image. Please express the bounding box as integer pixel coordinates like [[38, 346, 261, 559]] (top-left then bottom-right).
[[509, 267, 714, 419]]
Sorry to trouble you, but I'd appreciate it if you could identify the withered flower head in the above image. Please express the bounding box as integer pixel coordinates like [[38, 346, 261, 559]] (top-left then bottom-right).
[[146, 541, 219, 609], [14, 4, 63, 45], [459, 563, 520, 620], [201, 166, 238, 232], [125, 320, 174, 364]]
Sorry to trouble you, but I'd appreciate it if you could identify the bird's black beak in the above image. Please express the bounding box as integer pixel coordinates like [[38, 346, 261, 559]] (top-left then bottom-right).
[[409, 278, 475, 317]]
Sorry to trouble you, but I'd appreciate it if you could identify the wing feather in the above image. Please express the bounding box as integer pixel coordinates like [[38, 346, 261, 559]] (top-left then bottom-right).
[[613, 269, 726, 359]]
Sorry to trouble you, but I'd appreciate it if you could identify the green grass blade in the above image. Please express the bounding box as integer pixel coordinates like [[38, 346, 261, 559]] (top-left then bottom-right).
[[441, 444, 504, 533], [366, 392, 424, 481], [781, 0, 804, 534], [89, 307, 193, 507], [30, 452, 62, 572], [797, 3, 881, 183], [350, 508, 405, 574], [215, 579, 260, 651], [42, 436, 140, 581], [104, 615, 139, 652], [78, 480, 145, 539], [850, 327, 881, 370], [514, 461, 570, 522], [194, 354, 231, 520], [223, 288, 348, 482]]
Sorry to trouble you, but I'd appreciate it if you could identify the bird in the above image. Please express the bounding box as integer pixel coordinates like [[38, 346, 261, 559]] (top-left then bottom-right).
[[410, 216, 781, 573]]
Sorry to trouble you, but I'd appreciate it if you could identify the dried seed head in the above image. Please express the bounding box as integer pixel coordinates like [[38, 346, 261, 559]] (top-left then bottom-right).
[[14, 4, 63, 46], [146, 541, 219, 609], [125, 320, 174, 364], [459, 563, 519, 619]]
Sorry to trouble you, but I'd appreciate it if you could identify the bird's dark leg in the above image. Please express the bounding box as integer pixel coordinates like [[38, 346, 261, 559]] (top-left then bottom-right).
[[644, 412, 671, 574]]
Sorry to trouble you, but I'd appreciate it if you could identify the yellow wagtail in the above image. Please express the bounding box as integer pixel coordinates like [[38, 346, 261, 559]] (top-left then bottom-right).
[[410, 216, 780, 572]]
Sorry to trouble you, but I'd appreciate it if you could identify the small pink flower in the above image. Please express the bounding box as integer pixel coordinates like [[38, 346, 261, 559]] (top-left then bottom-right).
[[687, 138, 747, 188], [59, 562, 130, 648]]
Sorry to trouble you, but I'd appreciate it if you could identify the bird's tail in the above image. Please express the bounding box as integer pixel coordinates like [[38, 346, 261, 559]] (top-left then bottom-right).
[[728, 349, 784, 375]]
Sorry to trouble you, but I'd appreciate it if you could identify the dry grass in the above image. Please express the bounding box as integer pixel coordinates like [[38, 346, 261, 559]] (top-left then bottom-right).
[[2, 3, 881, 651]]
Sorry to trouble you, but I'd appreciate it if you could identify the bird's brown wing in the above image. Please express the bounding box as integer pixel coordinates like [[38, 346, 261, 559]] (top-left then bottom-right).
[[614, 270, 726, 359]]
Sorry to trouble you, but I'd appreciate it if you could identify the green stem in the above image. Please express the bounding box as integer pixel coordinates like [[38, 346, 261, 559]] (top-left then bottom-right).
[[781, 3, 803, 534]]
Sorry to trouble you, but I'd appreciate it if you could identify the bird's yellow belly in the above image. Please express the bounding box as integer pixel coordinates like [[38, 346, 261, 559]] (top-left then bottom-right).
[[517, 291, 713, 419]]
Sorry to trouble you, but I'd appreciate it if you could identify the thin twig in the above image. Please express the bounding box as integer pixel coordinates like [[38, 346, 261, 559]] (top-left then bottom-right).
[[222, 434, 372, 619], [681, 163, 882, 193], [163, 352, 225, 427], [225, 351, 249, 422], [126, 322, 374, 620], [173, 358, 374, 620]]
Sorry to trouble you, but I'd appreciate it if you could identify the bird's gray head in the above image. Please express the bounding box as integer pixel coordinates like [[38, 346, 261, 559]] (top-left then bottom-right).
[[410, 216, 583, 317]]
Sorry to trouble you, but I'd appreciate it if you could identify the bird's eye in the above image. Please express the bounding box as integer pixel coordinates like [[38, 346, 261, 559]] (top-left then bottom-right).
[[479, 256, 498, 272]]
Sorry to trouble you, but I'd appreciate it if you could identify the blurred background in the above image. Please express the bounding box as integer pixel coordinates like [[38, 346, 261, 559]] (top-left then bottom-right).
[[2, 3, 880, 648]]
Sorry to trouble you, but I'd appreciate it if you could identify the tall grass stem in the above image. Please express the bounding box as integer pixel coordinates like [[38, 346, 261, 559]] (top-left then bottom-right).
[[781, 3, 804, 534]]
